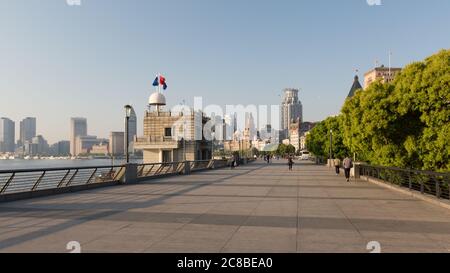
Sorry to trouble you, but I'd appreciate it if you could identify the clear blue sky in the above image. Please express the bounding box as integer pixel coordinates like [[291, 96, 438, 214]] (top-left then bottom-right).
[[1, 0, 449, 143]]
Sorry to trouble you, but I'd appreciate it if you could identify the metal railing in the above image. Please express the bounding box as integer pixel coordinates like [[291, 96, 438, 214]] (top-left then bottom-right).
[[359, 165, 450, 200], [137, 162, 186, 178], [135, 159, 230, 178], [0, 159, 236, 198], [0, 165, 125, 196]]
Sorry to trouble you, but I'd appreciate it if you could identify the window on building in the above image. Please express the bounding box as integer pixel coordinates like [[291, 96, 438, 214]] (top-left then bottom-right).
[[165, 128, 172, 137]]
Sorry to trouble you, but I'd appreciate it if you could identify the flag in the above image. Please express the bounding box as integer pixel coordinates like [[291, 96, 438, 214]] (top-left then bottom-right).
[[152, 75, 168, 90], [152, 77, 159, 87], [159, 75, 167, 90]]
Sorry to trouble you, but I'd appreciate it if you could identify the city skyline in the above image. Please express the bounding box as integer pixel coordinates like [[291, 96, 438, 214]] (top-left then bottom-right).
[[1, 0, 450, 143]]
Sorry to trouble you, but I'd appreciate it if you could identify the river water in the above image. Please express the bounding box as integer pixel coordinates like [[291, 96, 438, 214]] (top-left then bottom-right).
[[0, 159, 143, 171]]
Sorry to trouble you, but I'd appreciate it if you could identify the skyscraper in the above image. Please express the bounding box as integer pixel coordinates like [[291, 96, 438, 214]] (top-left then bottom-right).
[[245, 112, 257, 141], [109, 131, 125, 156], [127, 107, 137, 154], [0, 117, 15, 153], [280, 88, 303, 140], [19, 117, 37, 145], [70, 118, 87, 156], [31, 135, 49, 155]]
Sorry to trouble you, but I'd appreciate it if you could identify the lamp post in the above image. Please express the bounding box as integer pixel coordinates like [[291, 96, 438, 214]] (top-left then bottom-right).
[[211, 131, 215, 160], [329, 129, 333, 167], [124, 105, 132, 164]]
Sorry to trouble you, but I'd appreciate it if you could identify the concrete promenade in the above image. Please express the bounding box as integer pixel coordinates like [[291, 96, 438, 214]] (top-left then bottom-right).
[[1, 160, 450, 253]]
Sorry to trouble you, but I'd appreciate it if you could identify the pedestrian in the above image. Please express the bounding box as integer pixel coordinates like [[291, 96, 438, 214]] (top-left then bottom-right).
[[343, 156, 353, 182], [288, 156, 294, 171], [334, 157, 341, 175], [230, 154, 235, 169]]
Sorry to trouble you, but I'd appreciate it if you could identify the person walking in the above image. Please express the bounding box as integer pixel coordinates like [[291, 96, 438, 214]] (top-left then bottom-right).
[[343, 156, 353, 182], [288, 156, 294, 171], [334, 158, 341, 175], [231, 154, 236, 169]]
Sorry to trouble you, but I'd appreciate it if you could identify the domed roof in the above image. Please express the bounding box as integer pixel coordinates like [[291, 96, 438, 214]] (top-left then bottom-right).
[[148, 92, 166, 106]]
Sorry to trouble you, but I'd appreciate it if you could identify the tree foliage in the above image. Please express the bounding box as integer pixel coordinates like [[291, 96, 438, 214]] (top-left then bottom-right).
[[306, 116, 350, 160], [340, 49, 450, 171], [275, 143, 296, 156]]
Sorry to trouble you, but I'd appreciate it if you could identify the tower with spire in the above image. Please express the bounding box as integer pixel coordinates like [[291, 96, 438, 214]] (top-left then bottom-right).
[[347, 75, 363, 99]]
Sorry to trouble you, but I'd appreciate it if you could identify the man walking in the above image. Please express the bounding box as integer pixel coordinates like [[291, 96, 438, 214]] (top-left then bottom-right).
[[334, 158, 341, 175], [288, 156, 294, 171], [343, 156, 353, 182]]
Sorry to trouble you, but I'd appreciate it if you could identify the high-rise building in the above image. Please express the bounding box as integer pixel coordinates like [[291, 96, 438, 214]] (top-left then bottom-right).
[[245, 112, 257, 141], [31, 135, 49, 155], [364, 65, 402, 89], [109, 132, 125, 156], [49, 140, 70, 156], [19, 117, 36, 145], [126, 107, 137, 155], [280, 88, 303, 140], [0, 117, 15, 153], [70, 118, 87, 156]]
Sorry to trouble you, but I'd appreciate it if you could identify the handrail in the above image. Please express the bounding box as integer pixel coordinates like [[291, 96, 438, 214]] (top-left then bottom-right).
[[0, 165, 123, 174], [359, 164, 450, 177], [0, 166, 125, 196], [0, 159, 236, 198], [359, 164, 450, 200]]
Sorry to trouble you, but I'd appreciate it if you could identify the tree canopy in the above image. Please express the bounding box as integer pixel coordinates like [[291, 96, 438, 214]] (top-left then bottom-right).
[[306, 116, 350, 160], [308, 49, 450, 171]]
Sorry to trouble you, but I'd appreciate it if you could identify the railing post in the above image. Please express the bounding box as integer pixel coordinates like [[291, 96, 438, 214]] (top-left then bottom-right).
[[420, 179, 424, 194], [408, 170, 412, 190], [184, 161, 191, 175], [436, 179, 440, 199], [121, 164, 137, 184]]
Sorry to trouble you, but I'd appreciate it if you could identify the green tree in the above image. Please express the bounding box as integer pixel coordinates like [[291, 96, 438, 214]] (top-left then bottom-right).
[[341, 49, 450, 171], [286, 144, 296, 155], [276, 144, 287, 156], [306, 116, 350, 159]]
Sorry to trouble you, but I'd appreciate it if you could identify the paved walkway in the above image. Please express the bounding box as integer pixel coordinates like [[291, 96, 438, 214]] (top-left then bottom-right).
[[1, 160, 450, 253]]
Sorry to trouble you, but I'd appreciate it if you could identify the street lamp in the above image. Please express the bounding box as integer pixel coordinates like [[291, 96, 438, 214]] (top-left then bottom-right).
[[329, 129, 333, 167], [124, 105, 132, 164], [211, 131, 215, 160]]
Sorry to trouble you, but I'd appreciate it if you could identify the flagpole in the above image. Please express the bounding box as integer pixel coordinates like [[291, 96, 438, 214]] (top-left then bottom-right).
[[158, 73, 161, 94], [157, 73, 160, 113], [389, 51, 392, 77]]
